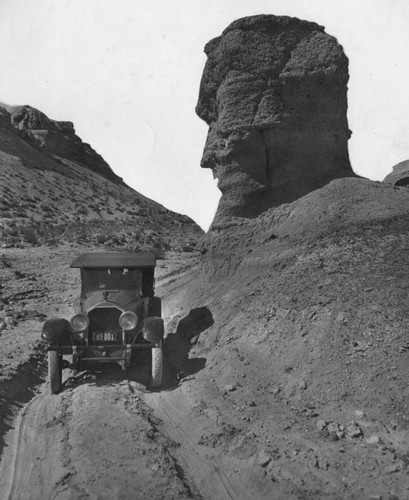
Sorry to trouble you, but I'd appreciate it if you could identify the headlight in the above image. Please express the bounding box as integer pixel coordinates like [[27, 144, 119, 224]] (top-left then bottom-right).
[[70, 312, 89, 332], [119, 311, 138, 331]]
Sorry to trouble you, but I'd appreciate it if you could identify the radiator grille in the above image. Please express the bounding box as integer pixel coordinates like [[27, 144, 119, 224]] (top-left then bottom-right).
[[88, 308, 122, 334]]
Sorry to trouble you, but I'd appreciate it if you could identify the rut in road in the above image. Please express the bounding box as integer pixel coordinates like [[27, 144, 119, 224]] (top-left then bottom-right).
[[144, 388, 240, 500], [0, 378, 198, 500], [1, 386, 76, 500]]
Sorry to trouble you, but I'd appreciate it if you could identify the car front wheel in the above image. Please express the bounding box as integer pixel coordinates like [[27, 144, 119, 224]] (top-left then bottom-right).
[[48, 351, 62, 394], [151, 340, 163, 389]]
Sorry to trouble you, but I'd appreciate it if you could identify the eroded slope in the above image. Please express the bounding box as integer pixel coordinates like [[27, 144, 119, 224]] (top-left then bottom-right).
[[156, 178, 409, 499]]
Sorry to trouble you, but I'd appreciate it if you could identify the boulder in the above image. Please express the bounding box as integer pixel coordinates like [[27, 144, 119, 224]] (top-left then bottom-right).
[[196, 15, 356, 227], [383, 160, 409, 187]]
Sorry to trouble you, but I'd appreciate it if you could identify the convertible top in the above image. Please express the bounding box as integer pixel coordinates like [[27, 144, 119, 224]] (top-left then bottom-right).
[[70, 252, 156, 269]]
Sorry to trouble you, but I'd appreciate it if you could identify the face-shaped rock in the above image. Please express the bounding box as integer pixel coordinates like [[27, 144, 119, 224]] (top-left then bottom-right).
[[196, 15, 356, 227]]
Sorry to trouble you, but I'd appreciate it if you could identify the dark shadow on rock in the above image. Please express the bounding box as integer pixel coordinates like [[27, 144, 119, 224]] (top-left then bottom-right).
[[165, 306, 213, 382], [396, 177, 409, 187]]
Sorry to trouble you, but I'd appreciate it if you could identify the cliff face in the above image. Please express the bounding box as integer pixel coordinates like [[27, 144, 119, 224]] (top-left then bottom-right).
[[0, 104, 122, 183], [196, 15, 356, 226]]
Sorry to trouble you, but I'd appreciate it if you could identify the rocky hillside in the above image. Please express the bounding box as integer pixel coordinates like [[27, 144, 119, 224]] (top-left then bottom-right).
[[196, 15, 355, 227], [0, 104, 202, 251], [161, 176, 409, 499]]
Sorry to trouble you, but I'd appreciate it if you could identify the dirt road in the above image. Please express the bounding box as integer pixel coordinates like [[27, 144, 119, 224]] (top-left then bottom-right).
[[1, 245, 409, 499], [0, 251, 258, 500], [0, 250, 205, 499], [0, 374, 198, 500], [0, 371, 251, 500]]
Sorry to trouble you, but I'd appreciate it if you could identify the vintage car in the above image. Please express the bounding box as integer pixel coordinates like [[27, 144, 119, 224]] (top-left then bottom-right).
[[41, 252, 164, 393]]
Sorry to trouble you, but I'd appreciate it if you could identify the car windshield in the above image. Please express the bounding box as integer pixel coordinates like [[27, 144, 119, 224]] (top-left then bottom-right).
[[82, 268, 143, 292]]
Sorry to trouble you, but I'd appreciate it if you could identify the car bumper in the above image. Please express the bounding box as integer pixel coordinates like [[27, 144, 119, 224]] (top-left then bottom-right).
[[47, 343, 156, 358]]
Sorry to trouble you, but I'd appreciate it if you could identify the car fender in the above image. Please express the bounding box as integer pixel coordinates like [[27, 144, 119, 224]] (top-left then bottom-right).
[[41, 317, 72, 345], [141, 317, 164, 343]]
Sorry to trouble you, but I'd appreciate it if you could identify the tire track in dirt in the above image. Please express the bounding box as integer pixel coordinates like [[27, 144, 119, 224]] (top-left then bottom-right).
[[0, 378, 197, 500], [0, 386, 73, 500], [144, 388, 240, 500]]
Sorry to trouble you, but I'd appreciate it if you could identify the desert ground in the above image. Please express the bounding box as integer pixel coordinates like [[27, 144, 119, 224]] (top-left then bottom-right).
[[1, 178, 409, 500]]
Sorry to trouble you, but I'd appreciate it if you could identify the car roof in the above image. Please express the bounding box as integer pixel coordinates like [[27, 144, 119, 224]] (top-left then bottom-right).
[[70, 252, 156, 268]]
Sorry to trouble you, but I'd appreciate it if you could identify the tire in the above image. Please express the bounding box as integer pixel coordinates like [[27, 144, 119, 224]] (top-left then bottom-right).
[[72, 353, 80, 375], [151, 340, 163, 389], [49, 351, 62, 394], [150, 297, 162, 317]]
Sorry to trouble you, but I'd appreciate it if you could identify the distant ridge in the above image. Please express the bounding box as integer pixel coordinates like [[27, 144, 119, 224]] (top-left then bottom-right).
[[0, 103, 122, 183], [0, 103, 203, 250]]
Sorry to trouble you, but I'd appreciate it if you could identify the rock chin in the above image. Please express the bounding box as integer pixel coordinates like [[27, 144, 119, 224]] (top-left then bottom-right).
[[196, 14, 356, 227]]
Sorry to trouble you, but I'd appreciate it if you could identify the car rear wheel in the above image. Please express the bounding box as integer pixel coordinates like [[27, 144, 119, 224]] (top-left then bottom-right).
[[151, 340, 163, 388], [49, 351, 62, 394]]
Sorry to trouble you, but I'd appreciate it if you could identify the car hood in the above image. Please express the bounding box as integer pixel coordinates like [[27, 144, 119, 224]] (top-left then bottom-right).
[[83, 290, 140, 312]]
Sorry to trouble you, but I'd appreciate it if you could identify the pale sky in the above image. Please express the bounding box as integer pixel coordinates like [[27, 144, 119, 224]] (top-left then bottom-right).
[[0, 0, 408, 230]]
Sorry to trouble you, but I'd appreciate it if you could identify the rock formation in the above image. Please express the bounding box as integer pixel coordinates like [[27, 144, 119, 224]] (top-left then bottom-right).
[[383, 160, 409, 186], [196, 15, 356, 226], [0, 103, 122, 183]]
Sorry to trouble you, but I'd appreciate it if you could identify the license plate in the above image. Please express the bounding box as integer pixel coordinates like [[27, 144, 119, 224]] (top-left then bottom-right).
[[93, 332, 119, 342]]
